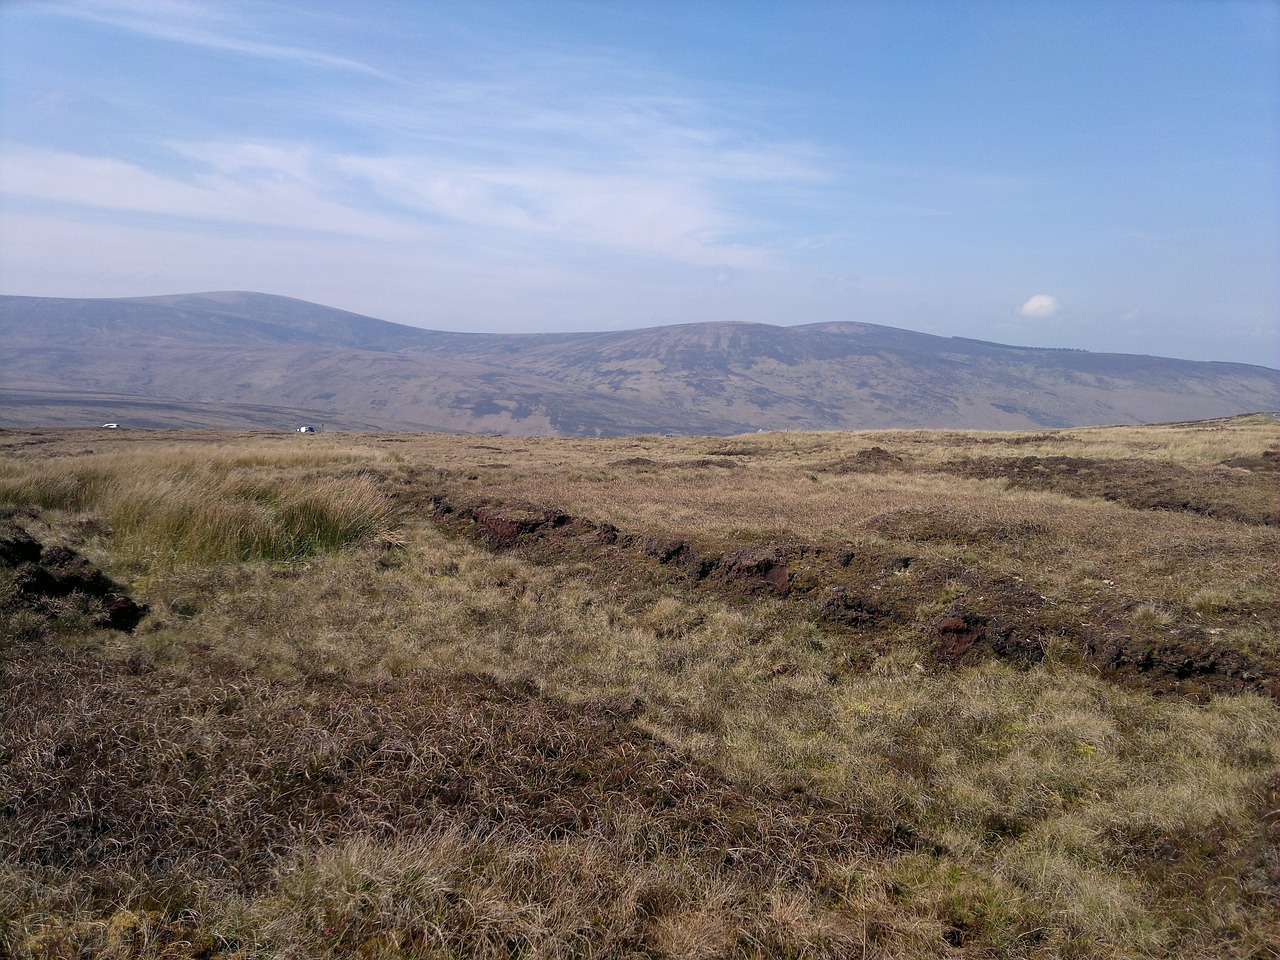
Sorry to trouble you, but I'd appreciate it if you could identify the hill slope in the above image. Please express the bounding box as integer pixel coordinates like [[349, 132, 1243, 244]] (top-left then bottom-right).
[[2, 292, 1276, 433]]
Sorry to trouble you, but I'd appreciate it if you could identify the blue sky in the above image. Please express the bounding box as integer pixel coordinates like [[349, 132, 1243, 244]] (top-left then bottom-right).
[[1, 0, 1276, 365]]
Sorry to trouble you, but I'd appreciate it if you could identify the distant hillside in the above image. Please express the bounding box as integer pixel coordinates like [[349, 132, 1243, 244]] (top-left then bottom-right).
[[2, 292, 1276, 434]]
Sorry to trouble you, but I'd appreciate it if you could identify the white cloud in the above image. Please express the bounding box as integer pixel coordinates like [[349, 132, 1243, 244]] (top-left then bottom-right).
[[42, 0, 386, 76], [3, 1, 832, 285], [0, 143, 414, 241], [1019, 294, 1060, 319], [336, 154, 766, 267]]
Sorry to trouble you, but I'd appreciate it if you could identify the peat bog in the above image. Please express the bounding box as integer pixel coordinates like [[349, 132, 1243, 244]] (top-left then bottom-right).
[[2, 415, 1278, 958]]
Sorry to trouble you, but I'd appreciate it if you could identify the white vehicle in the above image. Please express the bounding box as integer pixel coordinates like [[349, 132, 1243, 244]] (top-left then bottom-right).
[[297, 426, 316, 433], [102, 423, 119, 429]]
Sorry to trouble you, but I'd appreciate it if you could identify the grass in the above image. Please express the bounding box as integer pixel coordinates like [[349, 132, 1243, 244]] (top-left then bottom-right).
[[1, 418, 1277, 958], [0, 443, 391, 567]]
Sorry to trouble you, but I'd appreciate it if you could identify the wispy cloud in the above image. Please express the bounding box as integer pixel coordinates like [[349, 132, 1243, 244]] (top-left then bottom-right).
[[42, 0, 388, 76], [319, 59, 825, 264], [337, 154, 764, 266], [6, 0, 829, 270], [0, 144, 413, 241]]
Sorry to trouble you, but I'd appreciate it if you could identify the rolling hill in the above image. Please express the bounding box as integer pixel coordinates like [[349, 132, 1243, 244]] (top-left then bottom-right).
[[2, 291, 1276, 434]]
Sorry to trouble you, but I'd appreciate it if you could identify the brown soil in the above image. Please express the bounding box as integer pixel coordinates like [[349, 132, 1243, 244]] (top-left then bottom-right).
[[938, 455, 1279, 525], [449, 502, 573, 548], [608, 456, 658, 467], [829, 446, 908, 473], [1081, 600, 1280, 700], [928, 606, 1044, 668], [1223, 450, 1280, 473], [1, 519, 148, 631]]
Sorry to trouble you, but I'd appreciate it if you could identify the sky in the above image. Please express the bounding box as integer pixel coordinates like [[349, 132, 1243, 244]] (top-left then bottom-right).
[[1, 0, 1277, 366]]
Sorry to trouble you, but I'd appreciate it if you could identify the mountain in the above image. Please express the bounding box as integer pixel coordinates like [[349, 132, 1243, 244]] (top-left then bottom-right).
[[2, 291, 1276, 434]]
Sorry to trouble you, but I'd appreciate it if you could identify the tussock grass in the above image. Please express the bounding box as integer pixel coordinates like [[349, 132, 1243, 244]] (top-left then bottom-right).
[[0, 446, 392, 567], [110, 470, 390, 566]]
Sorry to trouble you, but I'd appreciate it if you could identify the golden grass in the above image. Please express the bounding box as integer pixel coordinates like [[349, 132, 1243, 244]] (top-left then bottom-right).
[[0, 444, 393, 568]]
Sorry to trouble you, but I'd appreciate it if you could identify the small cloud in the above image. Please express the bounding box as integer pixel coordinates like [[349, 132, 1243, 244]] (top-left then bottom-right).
[[1019, 294, 1060, 319]]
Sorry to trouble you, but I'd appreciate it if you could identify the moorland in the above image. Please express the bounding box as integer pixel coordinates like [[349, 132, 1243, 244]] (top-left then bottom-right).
[[2, 414, 1278, 959], [3, 292, 1278, 435]]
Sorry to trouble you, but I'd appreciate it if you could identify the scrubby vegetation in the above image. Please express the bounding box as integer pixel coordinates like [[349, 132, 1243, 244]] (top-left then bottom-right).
[[2, 415, 1277, 958]]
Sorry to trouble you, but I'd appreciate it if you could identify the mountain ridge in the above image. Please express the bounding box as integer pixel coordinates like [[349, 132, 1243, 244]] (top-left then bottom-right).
[[2, 292, 1276, 434]]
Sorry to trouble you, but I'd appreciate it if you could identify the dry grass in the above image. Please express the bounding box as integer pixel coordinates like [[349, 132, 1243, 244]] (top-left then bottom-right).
[[0, 442, 393, 568], [1, 418, 1277, 959]]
